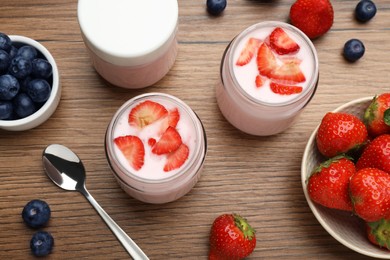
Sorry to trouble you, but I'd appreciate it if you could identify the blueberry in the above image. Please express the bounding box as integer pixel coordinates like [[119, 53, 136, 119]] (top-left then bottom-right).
[[26, 79, 51, 103], [207, 0, 227, 16], [343, 39, 365, 62], [355, 0, 377, 22], [22, 199, 51, 228], [30, 231, 54, 257], [20, 76, 32, 92], [0, 32, 12, 52], [17, 45, 38, 61], [32, 58, 52, 79], [9, 55, 32, 79], [13, 93, 36, 118], [0, 101, 13, 120], [0, 74, 20, 100], [0, 50, 10, 73], [9, 45, 18, 59]]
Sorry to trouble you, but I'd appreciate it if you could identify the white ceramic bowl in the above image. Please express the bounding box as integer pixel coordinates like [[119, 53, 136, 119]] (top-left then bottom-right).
[[0, 35, 61, 131], [302, 96, 390, 259]]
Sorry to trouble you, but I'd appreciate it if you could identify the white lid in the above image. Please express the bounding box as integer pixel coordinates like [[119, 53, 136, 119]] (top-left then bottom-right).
[[78, 0, 178, 66]]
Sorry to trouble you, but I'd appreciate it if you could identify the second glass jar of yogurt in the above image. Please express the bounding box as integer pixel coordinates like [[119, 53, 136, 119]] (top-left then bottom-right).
[[216, 21, 319, 136], [105, 93, 207, 204]]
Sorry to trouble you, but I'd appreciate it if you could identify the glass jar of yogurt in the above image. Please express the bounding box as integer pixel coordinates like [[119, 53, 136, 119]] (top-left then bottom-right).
[[78, 0, 178, 89], [216, 21, 319, 136], [105, 93, 207, 204]]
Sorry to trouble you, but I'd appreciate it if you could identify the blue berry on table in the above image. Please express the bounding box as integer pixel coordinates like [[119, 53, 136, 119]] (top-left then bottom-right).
[[207, 0, 227, 16], [32, 58, 52, 79], [22, 199, 51, 228], [0, 74, 20, 100], [30, 231, 54, 257], [13, 93, 36, 118], [17, 45, 38, 61], [26, 79, 51, 103], [0, 32, 12, 52], [0, 101, 13, 119], [343, 39, 365, 62], [9, 55, 33, 79], [0, 50, 10, 73], [355, 0, 377, 22]]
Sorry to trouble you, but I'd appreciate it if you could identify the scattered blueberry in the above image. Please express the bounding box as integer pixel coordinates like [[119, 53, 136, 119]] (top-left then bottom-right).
[[0, 50, 10, 73], [13, 93, 36, 118], [30, 231, 54, 257], [207, 0, 227, 16], [0, 101, 13, 119], [32, 58, 52, 79], [343, 39, 365, 62], [26, 79, 51, 103], [355, 0, 377, 22], [0, 32, 12, 52], [17, 45, 38, 61], [22, 199, 51, 228], [0, 74, 20, 100]]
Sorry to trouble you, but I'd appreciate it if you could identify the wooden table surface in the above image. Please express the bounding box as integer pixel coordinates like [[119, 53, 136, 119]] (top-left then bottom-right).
[[0, 0, 389, 259]]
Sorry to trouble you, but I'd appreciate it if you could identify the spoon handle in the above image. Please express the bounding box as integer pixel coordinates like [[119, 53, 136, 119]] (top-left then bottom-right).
[[82, 188, 149, 260]]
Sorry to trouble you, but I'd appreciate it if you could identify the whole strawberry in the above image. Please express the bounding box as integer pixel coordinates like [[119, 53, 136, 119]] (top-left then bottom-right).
[[364, 93, 390, 137], [356, 134, 390, 173], [209, 214, 256, 260], [289, 0, 334, 39], [349, 168, 390, 222], [366, 219, 390, 251], [316, 112, 368, 158], [307, 155, 355, 211]]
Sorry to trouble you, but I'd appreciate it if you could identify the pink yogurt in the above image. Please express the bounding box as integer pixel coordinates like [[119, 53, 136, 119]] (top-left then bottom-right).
[[77, 0, 178, 89], [105, 93, 207, 204], [216, 21, 319, 136]]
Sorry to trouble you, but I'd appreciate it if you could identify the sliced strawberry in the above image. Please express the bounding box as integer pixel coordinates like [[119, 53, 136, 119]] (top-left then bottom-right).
[[269, 27, 300, 55], [168, 108, 180, 128], [255, 75, 265, 88], [128, 100, 168, 128], [148, 138, 157, 147], [270, 82, 303, 95], [164, 143, 189, 172], [114, 135, 145, 170], [236, 38, 262, 66], [269, 60, 306, 84], [257, 43, 277, 78], [152, 126, 182, 155]]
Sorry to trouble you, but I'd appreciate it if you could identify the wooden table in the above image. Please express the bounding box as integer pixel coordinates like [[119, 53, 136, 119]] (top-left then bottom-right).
[[0, 1, 388, 259]]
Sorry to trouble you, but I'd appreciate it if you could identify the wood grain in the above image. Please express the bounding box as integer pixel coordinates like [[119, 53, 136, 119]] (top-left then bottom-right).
[[0, 0, 389, 259]]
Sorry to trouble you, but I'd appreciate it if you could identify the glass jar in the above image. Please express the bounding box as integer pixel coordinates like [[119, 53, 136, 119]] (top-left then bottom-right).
[[105, 93, 207, 204], [78, 0, 178, 89], [216, 21, 319, 136]]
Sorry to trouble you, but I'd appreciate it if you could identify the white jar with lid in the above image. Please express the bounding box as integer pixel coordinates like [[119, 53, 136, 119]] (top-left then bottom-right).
[[77, 0, 178, 89]]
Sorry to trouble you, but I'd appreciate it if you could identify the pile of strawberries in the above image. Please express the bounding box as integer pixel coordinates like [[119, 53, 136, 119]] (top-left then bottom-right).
[[307, 93, 390, 250], [114, 100, 189, 172]]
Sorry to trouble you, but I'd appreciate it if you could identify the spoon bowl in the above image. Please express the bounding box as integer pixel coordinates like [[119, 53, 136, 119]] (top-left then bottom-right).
[[42, 144, 149, 260]]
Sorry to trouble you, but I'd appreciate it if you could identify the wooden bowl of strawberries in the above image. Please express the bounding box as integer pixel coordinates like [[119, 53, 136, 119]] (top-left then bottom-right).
[[302, 93, 390, 259]]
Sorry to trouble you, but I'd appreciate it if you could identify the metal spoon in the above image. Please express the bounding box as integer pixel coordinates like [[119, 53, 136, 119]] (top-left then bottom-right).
[[42, 144, 149, 260]]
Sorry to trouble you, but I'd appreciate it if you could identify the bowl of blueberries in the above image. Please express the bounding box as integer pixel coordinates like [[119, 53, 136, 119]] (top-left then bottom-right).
[[0, 32, 60, 131]]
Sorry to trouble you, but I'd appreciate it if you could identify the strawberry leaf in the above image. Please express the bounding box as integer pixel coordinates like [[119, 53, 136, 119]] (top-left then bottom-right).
[[384, 108, 390, 126]]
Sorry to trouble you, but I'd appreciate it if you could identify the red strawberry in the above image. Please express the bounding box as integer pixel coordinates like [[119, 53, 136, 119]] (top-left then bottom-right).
[[148, 138, 157, 147], [356, 134, 390, 173], [269, 60, 306, 84], [270, 82, 302, 95], [114, 135, 145, 170], [364, 93, 390, 137], [316, 112, 368, 158], [152, 126, 182, 155], [236, 38, 262, 66], [209, 214, 256, 260], [255, 75, 264, 88], [289, 0, 334, 39], [257, 43, 277, 78], [349, 168, 390, 222], [269, 27, 300, 55], [307, 155, 355, 211], [128, 100, 168, 128], [168, 108, 180, 128], [366, 219, 390, 250], [163, 143, 189, 172]]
